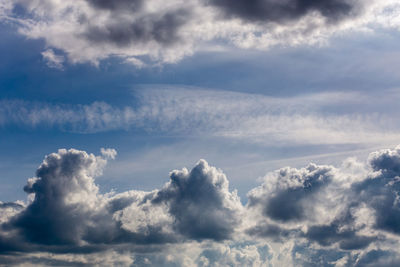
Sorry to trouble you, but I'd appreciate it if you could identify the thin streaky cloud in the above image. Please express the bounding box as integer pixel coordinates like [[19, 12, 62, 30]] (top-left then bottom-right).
[[0, 88, 400, 146]]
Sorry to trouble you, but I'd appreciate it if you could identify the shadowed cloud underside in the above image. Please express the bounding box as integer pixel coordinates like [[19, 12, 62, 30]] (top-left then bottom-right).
[[1, 146, 400, 266]]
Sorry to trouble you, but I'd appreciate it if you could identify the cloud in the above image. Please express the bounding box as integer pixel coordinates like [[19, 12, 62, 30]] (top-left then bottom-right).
[[3, 146, 400, 265], [41, 49, 65, 70], [83, 9, 190, 48], [153, 159, 242, 241], [101, 148, 117, 159], [0, 148, 245, 265], [8, 149, 110, 245], [247, 163, 334, 222], [352, 147, 400, 234], [208, 0, 359, 23], [0, 250, 135, 267], [86, 0, 143, 11], [1, 88, 400, 146], [1, 0, 399, 65], [244, 146, 400, 264], [0, 201, 24, 224]]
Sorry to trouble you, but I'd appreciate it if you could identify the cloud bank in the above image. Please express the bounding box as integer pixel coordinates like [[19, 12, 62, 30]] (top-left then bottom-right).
[[2, 145, 400, 266], [1, 0, 399, 65]]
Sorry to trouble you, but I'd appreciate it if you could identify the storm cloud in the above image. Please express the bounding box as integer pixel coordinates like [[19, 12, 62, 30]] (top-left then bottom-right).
[[2, 146, 400, 265]]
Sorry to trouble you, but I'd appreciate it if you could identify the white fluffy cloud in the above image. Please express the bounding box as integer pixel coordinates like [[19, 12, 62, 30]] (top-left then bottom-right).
[[2, 146, 400, 265], [1, 0, 399, 65]]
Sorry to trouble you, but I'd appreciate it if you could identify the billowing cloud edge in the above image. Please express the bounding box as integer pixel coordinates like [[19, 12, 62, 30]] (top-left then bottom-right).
[[1, 0, 400, 66], [2, 145, 400, 266]]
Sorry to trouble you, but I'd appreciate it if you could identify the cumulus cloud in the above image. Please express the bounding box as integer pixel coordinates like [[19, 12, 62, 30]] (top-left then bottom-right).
[[153, 160, 242, 240], [0, 0, 399, 65], [0, 148, 245, 265], [244, 146, 400, 265], [6, 149, 115, 246], [3, 146, 400, 265], [247, 163, 334, 222], [354, 147, 400, 234]]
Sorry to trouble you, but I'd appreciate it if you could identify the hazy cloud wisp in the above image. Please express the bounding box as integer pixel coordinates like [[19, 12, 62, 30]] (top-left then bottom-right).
[[1, 88, 400, 146]]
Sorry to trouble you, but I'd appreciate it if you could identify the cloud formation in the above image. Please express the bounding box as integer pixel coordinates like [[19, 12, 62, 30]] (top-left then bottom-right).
[[209, 0, 359, 23], [153, 160, 242, 240], [1, 88, 400, 147], [1, 0, 399, 65], [2, 146, 400, 265], [41, 49, 65, 69]]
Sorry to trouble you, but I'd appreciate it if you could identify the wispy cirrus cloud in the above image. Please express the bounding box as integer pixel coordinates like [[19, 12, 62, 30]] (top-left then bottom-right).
[[41, 49, 65, 69], [0, 87, 399, 146]]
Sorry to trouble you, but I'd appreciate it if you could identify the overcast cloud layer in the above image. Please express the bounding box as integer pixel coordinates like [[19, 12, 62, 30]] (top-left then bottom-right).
[[1, 0, 400, 65], [2, 146, 400, 266]]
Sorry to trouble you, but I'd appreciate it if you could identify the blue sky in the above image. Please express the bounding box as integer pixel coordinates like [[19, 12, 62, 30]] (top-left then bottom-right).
[[1, 0, 400, 266]]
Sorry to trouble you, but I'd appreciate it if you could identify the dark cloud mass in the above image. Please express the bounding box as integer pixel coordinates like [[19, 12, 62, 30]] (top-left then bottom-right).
[[247, 163, 333, 222], [84, 9, 190, 47], [87, 0, 144, 11], [2, 146, 400, 265], [153, 160, 242, 240], [353, 147, 400, 234], [209, 0, 359, 23]]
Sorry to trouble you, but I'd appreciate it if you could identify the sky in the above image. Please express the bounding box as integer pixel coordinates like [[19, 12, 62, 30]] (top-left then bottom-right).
[[1, 0, 400, 266]]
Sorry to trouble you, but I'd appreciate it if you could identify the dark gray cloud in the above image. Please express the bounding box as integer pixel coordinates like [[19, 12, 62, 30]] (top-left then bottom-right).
[[208, 0, 360, 23], [304, 223, 375, 250], [86, 0, 144, 11], [369, 146, 400, 176], [246, 223, 295, 242], [9, 149, 108, 245], [352, 147, 400, 234], [247, 163, 333, 222], [353, 249, 400, 267], [84, 9, 190, 47], [153, 159, 242, 241]]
